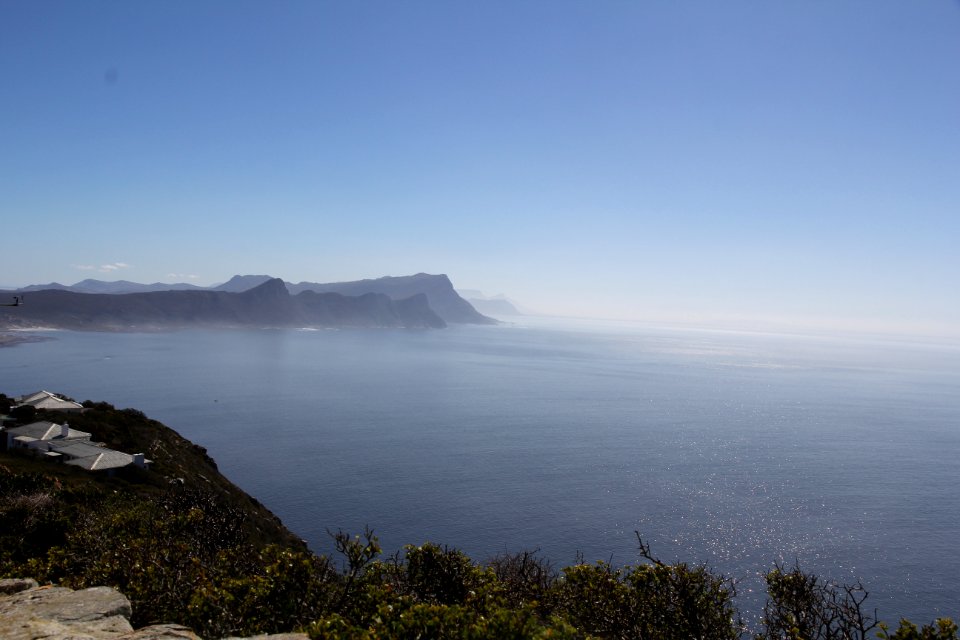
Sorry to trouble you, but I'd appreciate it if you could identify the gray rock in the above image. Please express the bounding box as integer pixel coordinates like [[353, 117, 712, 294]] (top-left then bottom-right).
[[0, 585, 133, 640], [119, 624, 200, 640], [0, 579, 38, 595], [0, 582, 302, 640]]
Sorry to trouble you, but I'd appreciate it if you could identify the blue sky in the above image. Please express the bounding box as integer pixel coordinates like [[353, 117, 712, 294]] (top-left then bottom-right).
[[2, 1, 958, 337]]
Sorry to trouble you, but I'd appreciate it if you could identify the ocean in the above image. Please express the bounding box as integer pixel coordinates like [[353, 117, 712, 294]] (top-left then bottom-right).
[[2, 316, 959, 624]]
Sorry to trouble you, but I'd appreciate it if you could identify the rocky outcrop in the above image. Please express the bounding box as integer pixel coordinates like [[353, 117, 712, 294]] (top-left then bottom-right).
[[0, 580, 306, 640], [0, 580, 141, 640], [0, 579, 39, 596], [287, 273, 496, 324]]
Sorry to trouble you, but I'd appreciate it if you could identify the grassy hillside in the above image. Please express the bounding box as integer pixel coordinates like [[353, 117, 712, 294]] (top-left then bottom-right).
[[1, 396, 304, 551]]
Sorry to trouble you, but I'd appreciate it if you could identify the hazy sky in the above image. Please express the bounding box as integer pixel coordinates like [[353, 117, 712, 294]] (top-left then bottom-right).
[[2, 1, 958, 337]]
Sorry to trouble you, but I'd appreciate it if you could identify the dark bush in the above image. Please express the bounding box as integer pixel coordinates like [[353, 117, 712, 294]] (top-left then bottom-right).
[[488, 549, 556, 610], [757, 562, 877, 640], [10, 404, 37, 424]]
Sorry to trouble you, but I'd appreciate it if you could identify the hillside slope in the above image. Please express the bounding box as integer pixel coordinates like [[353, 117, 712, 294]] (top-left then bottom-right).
[[0, 397, 303, 551]]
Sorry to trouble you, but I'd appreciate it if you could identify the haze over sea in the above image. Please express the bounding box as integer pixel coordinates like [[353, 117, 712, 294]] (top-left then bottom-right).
[[2, 317, 959, 624]]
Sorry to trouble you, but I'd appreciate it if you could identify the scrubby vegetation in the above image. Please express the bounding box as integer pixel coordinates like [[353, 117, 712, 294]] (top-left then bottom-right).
[[1, 397, 956, 639]]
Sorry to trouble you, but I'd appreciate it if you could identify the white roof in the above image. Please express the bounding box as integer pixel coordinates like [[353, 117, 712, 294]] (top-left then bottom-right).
[[64, 450, 136, 471], [19, 390, 56, 403], [6, 421, 91, 442], [50, 440, 150, 471], [49, 441, 110, 458], [17, 391, 83, 412]]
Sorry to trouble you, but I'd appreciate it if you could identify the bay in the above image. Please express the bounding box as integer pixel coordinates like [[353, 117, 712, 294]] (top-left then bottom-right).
[[2, 317, 959, 624]]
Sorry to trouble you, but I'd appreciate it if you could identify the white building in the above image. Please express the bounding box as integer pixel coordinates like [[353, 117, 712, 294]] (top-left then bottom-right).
[[16, 390, 85, 413], [4, 419, 150, 474], [44, 440, 150, 472], [5, 420, 91, 450]]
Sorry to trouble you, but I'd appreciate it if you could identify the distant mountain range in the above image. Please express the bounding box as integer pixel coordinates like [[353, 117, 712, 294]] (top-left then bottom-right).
[[456, 289, 523, 317], [16, 279, 206, 294], [1, 273, 496, 331]]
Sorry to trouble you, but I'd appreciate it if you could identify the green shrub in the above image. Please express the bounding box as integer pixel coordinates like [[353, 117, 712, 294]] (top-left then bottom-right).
[[4, 454, 959, 639], [398, 543, 492, 605], [878, 619, 959, 640], [548, 537, 741, 640], [308, 602, 579, 640]]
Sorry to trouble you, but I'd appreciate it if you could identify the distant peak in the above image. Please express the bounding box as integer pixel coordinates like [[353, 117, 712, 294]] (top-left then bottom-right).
[[214, 274, 277, 293], [254, 277, 287, 289]]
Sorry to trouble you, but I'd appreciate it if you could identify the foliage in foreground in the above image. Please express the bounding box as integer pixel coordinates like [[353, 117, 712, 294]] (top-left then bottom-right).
[[1, 463, 956, 639]]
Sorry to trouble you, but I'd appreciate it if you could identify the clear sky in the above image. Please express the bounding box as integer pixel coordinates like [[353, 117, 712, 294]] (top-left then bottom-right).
[[2, 1, 958, 338]]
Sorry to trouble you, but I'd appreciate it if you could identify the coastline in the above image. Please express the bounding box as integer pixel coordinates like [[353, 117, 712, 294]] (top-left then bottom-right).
[[0, 333, 55, 348]]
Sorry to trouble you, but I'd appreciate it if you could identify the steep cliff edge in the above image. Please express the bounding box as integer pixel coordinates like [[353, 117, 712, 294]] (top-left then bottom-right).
[[287, 273, 495, 325], [0, 392, 326, 637]]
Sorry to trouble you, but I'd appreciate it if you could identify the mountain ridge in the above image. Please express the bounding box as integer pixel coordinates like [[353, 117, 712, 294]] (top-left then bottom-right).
[[286, 273, 495, 324], [0, 279, 446, 331], [10, 273, 496, 326]]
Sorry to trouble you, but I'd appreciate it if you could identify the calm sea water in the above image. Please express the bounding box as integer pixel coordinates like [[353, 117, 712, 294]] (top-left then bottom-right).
[[2, 317, 959, 624]]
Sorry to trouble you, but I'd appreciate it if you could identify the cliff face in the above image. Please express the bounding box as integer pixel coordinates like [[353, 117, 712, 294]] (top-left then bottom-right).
[[0, 279, 445, 331], [294, 290, 445, 328], [287, 273, 496, 325], [467, 297, 522, 317]]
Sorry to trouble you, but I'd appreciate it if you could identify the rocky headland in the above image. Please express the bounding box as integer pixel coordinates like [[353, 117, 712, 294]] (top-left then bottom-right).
[[1, 273, 496, 333]]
